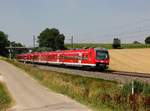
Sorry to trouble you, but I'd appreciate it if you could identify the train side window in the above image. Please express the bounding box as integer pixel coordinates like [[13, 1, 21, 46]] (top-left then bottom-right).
[[82, 54, 88, 60]]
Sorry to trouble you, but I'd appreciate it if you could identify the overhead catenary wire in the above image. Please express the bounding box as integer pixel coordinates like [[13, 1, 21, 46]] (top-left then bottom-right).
[[86, 18, 150, 42]]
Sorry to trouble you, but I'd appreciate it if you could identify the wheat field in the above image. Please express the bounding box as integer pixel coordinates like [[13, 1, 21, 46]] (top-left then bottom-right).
[[109, 48, 150, 73]]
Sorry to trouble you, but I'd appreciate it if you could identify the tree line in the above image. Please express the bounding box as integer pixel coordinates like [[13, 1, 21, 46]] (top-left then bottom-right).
[[0, 28, 66, 57], [36, 28, 66, 51], [0, 31, 24, 56], [112, 36, 150, 49], [1, 28, 150, 56]]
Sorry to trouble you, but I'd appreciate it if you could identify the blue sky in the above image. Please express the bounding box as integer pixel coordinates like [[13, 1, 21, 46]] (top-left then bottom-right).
[[0, 0, 150, 46]]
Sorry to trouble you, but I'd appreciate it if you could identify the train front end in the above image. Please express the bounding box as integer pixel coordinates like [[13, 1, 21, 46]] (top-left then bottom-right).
[[94, 48, 110, 69]]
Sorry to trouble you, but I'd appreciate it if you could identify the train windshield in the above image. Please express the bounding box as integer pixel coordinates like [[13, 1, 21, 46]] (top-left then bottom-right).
[[96, 50, 109, 60]]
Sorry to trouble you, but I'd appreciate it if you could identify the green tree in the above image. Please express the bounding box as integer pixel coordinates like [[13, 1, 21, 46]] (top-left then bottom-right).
[[112, 38, 121, 49], [9, 41, 25, 58], [38, 28, 65, 50], [33, 47, 52, 52], [0, 31, 9, 56], [133, 41, 141, 44], [145, 36, 150, 44], [10, 41, 23, 47], [55, 34, 65, 49]]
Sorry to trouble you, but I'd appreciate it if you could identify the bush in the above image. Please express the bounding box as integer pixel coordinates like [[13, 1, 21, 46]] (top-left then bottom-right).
[[122, 81, 144, 96], [145, 36, 150, 44], [133, 81, 144, 94], [112, 38, 121, 49], [0, 82, 12, 110], [133, 41, 141, 44], [143, 83, 150, 97]]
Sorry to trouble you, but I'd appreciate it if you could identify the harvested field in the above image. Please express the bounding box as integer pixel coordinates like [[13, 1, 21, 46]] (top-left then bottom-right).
[[109, 48, 150, 73]]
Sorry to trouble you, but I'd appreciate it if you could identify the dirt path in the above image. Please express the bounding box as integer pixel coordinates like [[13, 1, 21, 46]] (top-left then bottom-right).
[[0, 60, 92, 111]]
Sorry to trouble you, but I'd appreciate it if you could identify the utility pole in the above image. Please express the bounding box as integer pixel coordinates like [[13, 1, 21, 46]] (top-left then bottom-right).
[[9, 43, 12, 59], [33, 35, 36, 66], [71, 36, 73, 49], [33, 35, 36, 49]]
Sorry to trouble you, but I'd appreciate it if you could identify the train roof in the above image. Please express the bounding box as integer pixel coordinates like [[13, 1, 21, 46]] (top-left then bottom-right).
[[94, 48, 108, 51], [16, 48, 108, 56]]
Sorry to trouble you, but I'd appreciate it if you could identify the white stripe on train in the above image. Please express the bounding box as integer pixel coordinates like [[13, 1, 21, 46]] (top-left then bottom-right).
[[19, 59, 96, 67]]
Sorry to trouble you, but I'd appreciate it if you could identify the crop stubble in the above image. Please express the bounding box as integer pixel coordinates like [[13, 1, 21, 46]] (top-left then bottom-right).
[[109, 48, 150, 73]]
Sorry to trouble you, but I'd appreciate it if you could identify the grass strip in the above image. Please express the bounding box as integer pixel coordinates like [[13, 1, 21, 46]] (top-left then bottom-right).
[[0, 82, 12, 111]]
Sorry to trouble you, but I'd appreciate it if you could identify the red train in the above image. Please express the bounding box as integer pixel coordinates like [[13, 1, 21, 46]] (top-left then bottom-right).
[[16, 48, 110, 70]]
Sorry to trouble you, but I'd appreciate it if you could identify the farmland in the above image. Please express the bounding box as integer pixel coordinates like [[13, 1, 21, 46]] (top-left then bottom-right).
[[65, 43, 150, 49], [109, 48, 150, 73]]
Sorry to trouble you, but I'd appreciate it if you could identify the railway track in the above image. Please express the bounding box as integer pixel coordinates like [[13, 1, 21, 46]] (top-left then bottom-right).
[[34, 64, 150, 84], [110, 71, 150, 79]]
